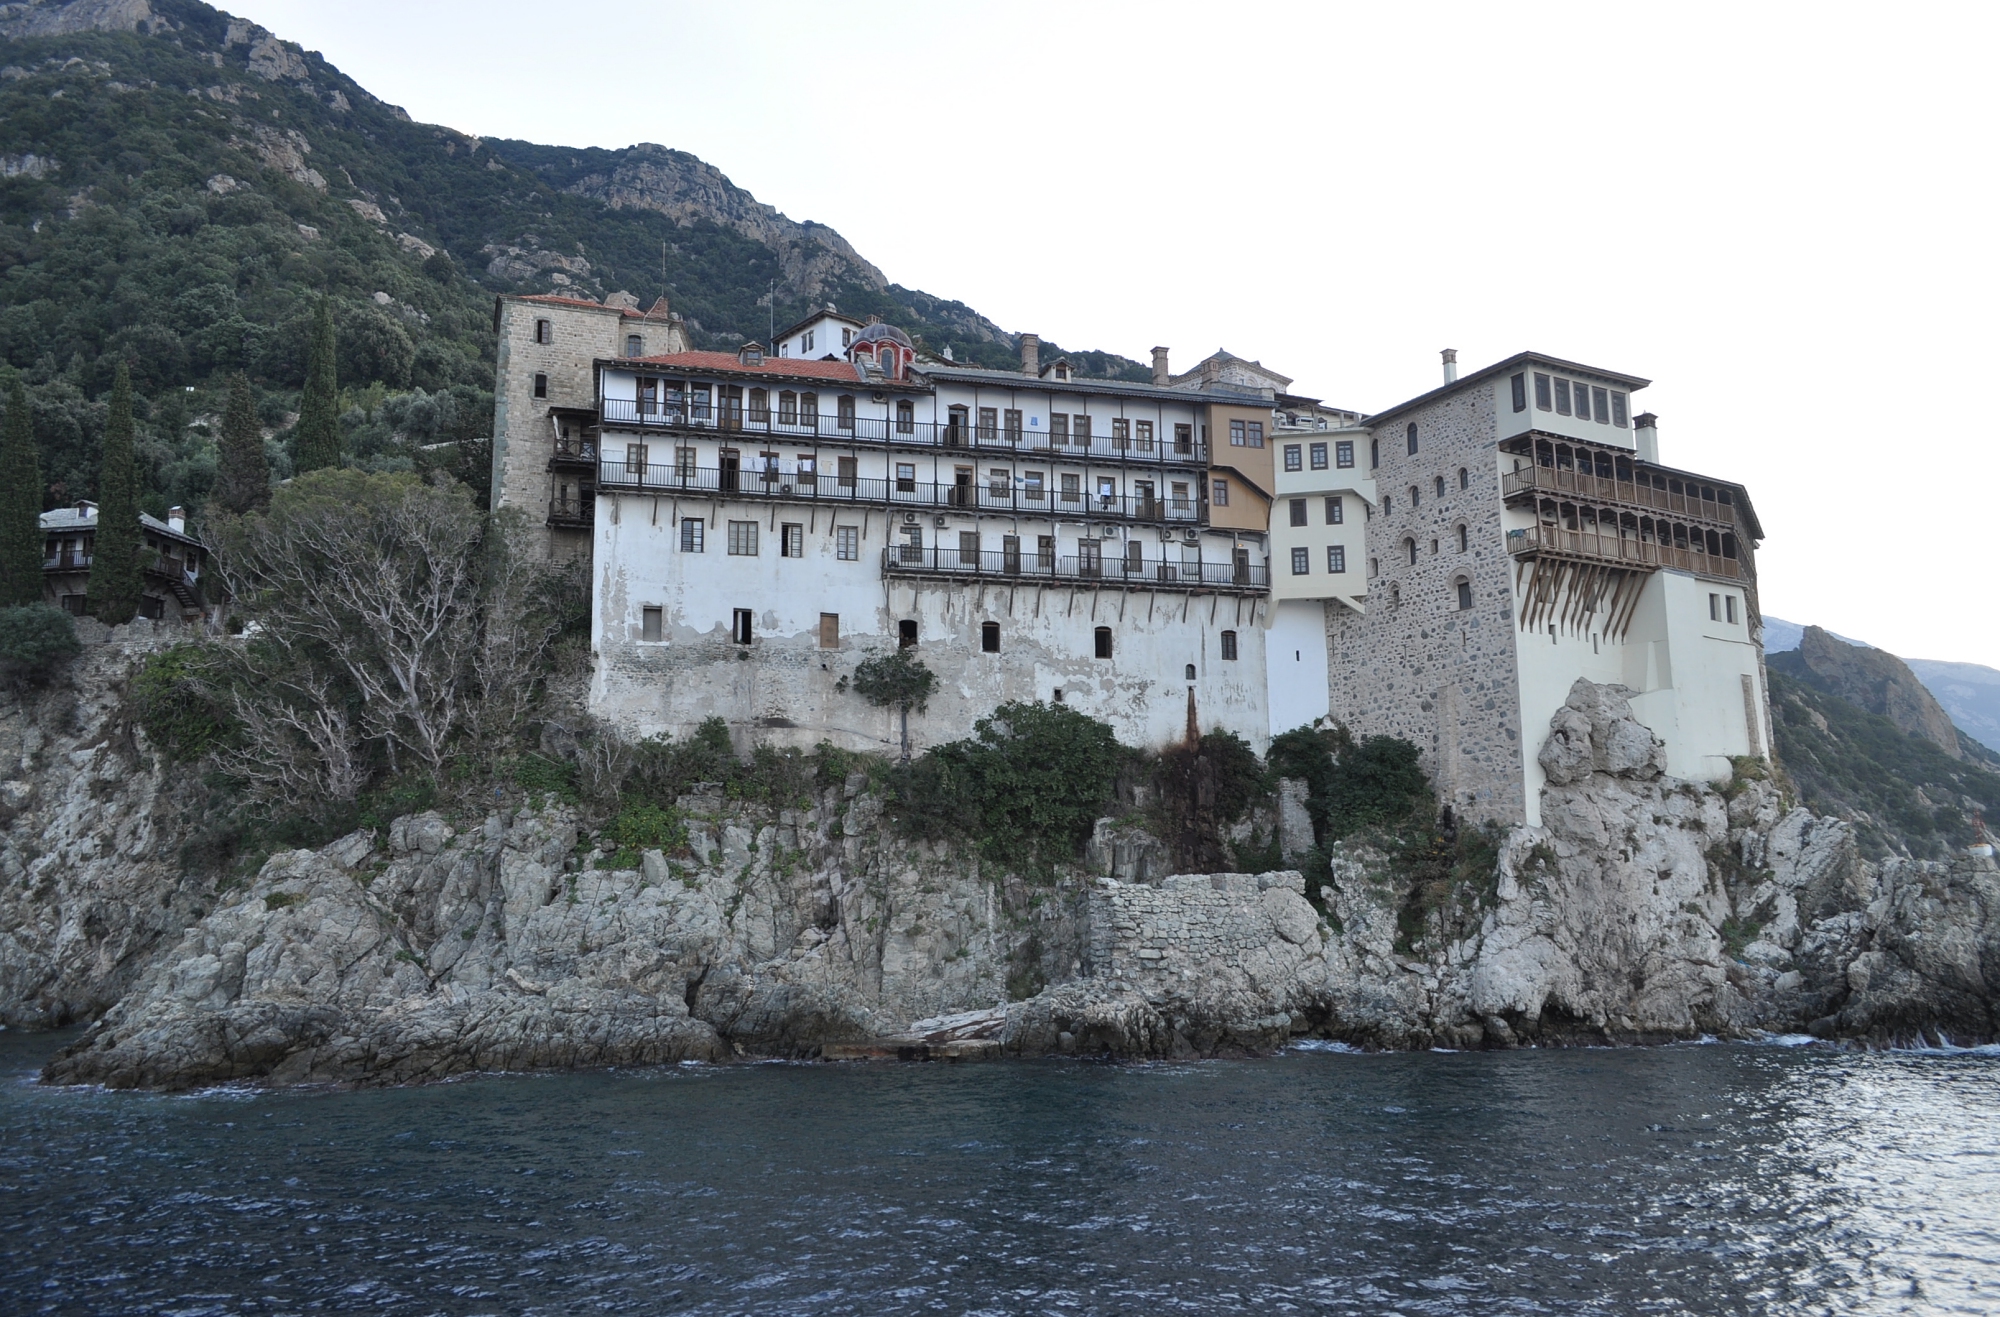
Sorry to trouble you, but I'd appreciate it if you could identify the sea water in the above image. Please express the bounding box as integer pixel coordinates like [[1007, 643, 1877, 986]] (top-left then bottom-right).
[[2, 1030, 1996, 1314]]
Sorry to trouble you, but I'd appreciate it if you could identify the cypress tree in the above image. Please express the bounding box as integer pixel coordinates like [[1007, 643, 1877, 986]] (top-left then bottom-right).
[[87, 363, 143, 624], [0, 377, 43, 607], [292, 296, 341, 473], [213, 372, 269, 514]]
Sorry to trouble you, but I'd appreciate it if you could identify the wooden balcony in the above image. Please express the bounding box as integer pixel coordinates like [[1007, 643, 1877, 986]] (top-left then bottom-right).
[[882, 546, 1267, 595], [1501, 463, 1740, 527], [1506, 522, 1742, 580]]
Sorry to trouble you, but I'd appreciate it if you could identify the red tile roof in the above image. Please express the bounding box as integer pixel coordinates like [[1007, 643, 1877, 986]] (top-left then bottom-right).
[[620, 350, 866, 382], [516, 293, 644, 318]]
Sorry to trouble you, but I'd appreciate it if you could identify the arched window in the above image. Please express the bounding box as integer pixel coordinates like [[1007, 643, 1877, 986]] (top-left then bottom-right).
[[1434, 476, 1445, 499], [625, 334, 642, 357], [1405, 537, 1417, 566], [1458, 467, 1469, 490], [1457, 523, 1468, 553], [1370, 439, 1379, 468], [1406, 422, 1418, 455], [1220, 630, 1239, 661], [778, 391, 798, 424], [1094, 626, 1113, 659], [1185, 663, 1197, 680], [1409, 485, 1420, 508], [1382, 494, 1392, 514], [1456, 578, 1473, 611]]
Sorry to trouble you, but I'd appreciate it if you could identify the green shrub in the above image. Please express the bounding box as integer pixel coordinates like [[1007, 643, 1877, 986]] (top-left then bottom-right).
[[0, 604, 80, 683], [131, 642, 237, 761], [510, 752, 576, 800], [608, 800, 685, 852], [889, 700, 1123, 871]]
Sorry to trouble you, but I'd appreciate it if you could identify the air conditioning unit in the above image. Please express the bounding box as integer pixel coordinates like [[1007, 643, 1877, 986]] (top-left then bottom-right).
[[933, 515, 948, 528], [1182, 528, 1201, 543], [870, 390, 887, 403], [903, 512, 918, 525]]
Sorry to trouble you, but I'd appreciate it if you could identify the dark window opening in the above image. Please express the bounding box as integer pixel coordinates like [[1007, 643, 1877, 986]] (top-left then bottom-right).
[[1434, 476, 1445, 498], [625, 334, 642, 358], [1185, 663, 1197, 680], [898, 619, 918, 648], [981, 621, 1000, 653], [1534, 372, 1552, 410], [1094, 626, 1113, 659], [641, 606, 662, 642], [1510, 372, 1527, 412], [1370, 438, 1380, 468], [1290, 498, 1308, 527], [1458, 467, 1469, 490], [533, 373, 547, 399], [534, 318, 551, 344], [732, 609, 753, 645], [1220, 630, 1238, 661], [1457, 580, 1473, 611], [1406, 422, 1418, 455]]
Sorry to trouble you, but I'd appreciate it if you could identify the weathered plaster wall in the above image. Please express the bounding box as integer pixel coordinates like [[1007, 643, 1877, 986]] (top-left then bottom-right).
[[590, 490, 1274, 753]]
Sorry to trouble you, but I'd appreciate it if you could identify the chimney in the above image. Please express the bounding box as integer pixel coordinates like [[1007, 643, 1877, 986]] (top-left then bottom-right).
[[1633, 412, 1660, 464], [1019, 332, 1039, 376], [1151, 346, 1170, 386], [1441, 348, 1458, 384], [167, 506, 186, 533]]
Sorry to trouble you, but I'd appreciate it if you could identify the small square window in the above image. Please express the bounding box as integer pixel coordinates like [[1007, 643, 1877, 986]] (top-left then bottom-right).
[[1325, 496, 1343, 525], [1289, 498, 1308, 527], [728, 521, 758, 556], [1211, 479, 1229, 506], [679, 518, 704, 553], [1327, 545, 1346, 573], [1291, 547, 1310, 575], [1310, 442, 1328, 470], [898, 619, 918, 648], [1335, 440, 1354, 469], [836, 526, 859, 561], [781, 523, 803, 558], [641, 606, 662, 642], [1284, 444, 1302, 472], [1230, 419, 1246, 446], [1246, 421, 1264, 447]]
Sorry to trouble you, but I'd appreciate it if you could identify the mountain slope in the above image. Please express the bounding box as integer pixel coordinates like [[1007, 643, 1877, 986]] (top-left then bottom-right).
[[1904, 657, 2000, 758], [0, 0, 1145, 516]]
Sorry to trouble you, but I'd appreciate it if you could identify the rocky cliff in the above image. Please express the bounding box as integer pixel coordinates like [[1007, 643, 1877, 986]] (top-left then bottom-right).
[[1774, 625, 1966, 758], [13, 634, 1993, 1089]]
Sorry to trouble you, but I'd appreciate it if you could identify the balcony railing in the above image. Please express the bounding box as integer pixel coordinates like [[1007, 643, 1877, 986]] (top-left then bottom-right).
[[882, 546, 1268, 592], [1501, 464, 1739, 527], [43, 551, 89, 571], [597, 461, 1205, 524], [548, 494, 593, 528], [549, 435, 597, 468], [1506, 522, 1742, 579], [598, 400, 1209, 465]]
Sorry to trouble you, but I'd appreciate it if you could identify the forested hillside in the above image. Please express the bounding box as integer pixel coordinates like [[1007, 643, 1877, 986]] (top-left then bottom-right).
[[0, 0, 1141, 524]]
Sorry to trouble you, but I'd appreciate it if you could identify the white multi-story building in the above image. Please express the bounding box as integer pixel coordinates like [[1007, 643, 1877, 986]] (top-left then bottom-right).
[[527, 319, 1278, 754], [490, 294, 1771, 816]]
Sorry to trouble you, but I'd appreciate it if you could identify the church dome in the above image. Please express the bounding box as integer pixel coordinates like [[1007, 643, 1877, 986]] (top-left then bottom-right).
[[852, 321, 913, 349]]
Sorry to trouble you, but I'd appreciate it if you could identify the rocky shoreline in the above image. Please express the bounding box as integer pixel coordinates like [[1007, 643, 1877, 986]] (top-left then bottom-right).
[[4, 631, 1995, 1090]]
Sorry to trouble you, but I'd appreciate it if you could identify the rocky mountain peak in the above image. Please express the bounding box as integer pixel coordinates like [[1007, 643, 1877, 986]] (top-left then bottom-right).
[[1774, 626, 1964, 759]]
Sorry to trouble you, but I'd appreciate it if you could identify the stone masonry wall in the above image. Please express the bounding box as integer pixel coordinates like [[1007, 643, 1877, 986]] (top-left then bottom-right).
[[1086, 870, 1319, 994], [1326, 383, 1527, 824], [490, 296, 686, 557]]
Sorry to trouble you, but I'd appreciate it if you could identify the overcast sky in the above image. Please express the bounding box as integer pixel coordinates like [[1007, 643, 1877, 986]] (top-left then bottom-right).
[[232, 1, 2000, 666]]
